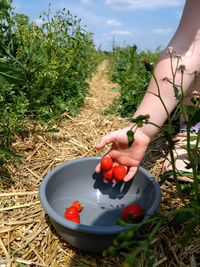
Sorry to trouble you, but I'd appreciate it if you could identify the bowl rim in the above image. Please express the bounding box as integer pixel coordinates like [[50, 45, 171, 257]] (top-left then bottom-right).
[[39, 156, 162, 235]]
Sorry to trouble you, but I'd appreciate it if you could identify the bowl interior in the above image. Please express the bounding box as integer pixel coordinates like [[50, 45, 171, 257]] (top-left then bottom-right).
[[41, 157, 160, 228]]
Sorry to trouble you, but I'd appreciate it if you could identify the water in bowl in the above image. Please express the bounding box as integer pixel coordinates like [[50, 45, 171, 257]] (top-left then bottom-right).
[[50, 196, 131, 227]]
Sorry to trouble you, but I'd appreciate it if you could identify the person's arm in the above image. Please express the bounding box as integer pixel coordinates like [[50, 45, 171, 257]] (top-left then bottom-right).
[[132, 0, 200, 140], [96, 0, 200, 182]]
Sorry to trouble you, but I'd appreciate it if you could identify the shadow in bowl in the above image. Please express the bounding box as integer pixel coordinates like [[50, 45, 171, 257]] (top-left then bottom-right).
[[92, 171, 134, 200]]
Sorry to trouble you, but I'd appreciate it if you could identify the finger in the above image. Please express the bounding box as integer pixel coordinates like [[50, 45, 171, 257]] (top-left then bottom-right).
[[95, 162, 101, 173], [95, 132, 116, 149], [123, 166, 138, 182], [112, 161, 119, 167]]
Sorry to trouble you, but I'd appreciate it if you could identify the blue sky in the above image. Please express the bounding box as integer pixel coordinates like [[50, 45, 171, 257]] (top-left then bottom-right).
[[12, 0, 186, 52]]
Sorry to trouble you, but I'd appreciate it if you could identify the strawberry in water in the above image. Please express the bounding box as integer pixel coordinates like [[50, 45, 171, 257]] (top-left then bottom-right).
[[71, 200, 83, 212], [64, 206, 80, 224]]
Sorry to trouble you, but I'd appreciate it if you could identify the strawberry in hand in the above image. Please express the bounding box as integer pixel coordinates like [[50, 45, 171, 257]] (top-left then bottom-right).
[[112, 165, 127, 181], [103, 168, 113, 180], [100, 157, 113, 171]]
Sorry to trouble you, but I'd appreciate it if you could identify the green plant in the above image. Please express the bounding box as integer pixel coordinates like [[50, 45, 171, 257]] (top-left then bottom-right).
[[0, 0, 27, 172], [0, 1, 101, 178], [0, 1, 99, 124], [103, 47, 200, 266], [104, 45, 160, 118]]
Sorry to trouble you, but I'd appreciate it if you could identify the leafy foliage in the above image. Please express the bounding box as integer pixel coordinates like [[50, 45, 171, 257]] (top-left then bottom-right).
[[0, 0, 100, 174], [104, 45, 161, 118]]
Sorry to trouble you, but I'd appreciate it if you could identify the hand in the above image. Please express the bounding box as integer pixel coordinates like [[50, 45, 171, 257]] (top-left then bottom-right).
[[95, 127, 151, 182]]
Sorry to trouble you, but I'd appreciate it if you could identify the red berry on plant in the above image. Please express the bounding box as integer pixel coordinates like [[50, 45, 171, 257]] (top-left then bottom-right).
[[122, 204, 143, 223], [101, 157, 113, 171], [112, 166, 127, 181]]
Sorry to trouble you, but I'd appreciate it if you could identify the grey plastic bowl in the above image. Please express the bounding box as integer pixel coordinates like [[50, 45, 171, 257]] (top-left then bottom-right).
[[39, 156, 161, 253]]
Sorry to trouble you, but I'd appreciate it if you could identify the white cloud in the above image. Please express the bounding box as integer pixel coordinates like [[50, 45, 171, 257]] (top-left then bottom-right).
[[35, 18, 44, 25], [152, 28, 172, 35], [105, 0, 185, 10], [107, 19, 122, 27], [111, 30, 132, 36], [80, 0, 92, 5]]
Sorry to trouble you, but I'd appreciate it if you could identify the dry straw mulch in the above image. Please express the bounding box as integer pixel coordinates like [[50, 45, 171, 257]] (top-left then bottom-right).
[[0, 60, 199, 266]]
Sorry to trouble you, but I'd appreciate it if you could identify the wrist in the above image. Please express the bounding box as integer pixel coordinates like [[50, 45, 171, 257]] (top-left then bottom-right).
[[127, 123, 153, 144]]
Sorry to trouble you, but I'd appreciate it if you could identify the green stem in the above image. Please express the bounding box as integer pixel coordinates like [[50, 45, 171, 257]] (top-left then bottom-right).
[[145, 207, 195, 219], [148, 218, 164, 240], [152, 72, 170, 119]]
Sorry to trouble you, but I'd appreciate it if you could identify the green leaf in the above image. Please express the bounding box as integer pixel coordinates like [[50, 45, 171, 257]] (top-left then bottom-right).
[[161, 170, 173, 180], [184, 106, 200, 126], [125, 229, 135, 240], [0, 63, 25, 84], [0, 44, 25, 69], [181, 144, 197, 151], [169, 211, 193, 227], [116, 219, 127, 226], [46, 128, 60, 133], [103, 246, 116, 257], [0, 149, 23, 161], [173, 85, 179, 99], [115, 231, 127, 243], [123, 254, 136, 266], [130, 45, 137, 57], [182, 136, 197, 142]]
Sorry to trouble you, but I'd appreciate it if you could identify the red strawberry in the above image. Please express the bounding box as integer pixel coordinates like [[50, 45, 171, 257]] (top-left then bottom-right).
[[122, 204, 143, 223], [112, 166, 127, 181], [101, 157, 113, 171], [64, 206, 80, 223], [103, 167, 113, 180], [72, 200, 83, 212], [69, 217, 80, 224]]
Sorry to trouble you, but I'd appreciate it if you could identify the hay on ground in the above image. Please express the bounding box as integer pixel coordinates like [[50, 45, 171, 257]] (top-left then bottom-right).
[[0, 60, 199, 266]]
